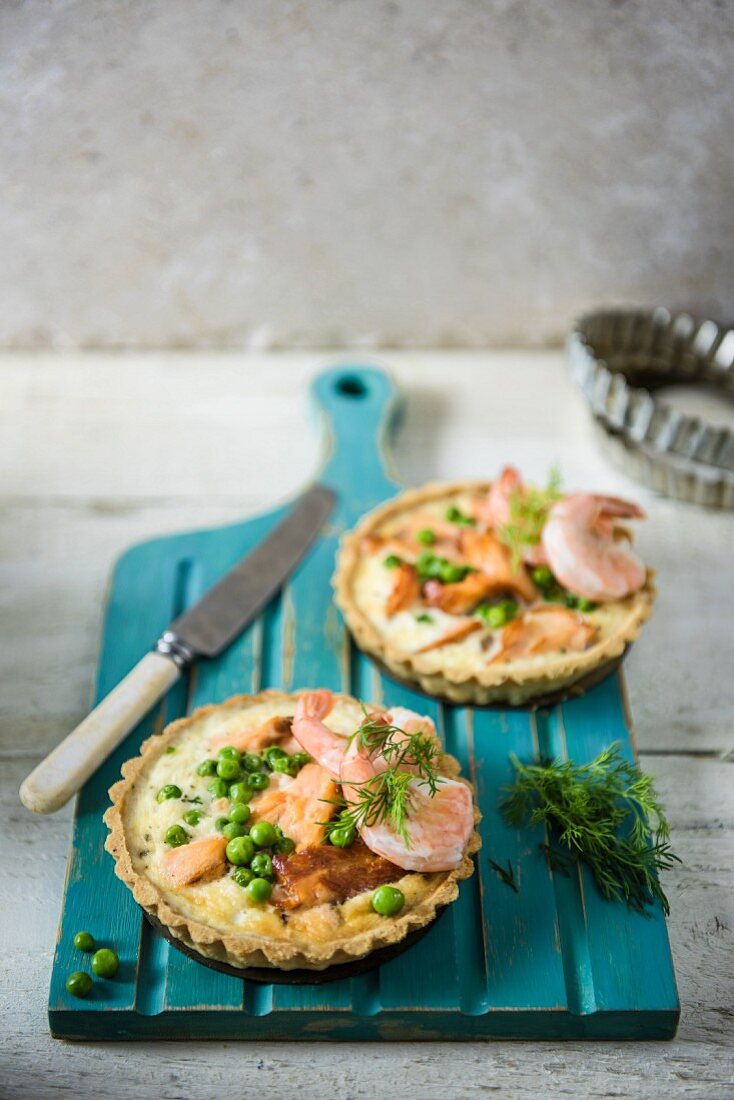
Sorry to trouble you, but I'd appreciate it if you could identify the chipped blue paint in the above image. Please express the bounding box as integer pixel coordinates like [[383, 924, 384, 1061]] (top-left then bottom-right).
[[48, 366, 679, 1041]]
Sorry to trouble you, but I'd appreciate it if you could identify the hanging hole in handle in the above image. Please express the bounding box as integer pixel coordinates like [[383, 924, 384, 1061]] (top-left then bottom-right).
[[335, 375, 367, 399]]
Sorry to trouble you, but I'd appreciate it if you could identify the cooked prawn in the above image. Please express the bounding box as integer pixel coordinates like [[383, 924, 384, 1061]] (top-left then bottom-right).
[[291, 690, 350, 775], [489, 605, 598, 664], [474, 467, 549, 567], [542, 494, 646, 601], [340, 752, 473, 872], [386, 707, 437, 740], [371, 707, 439, 775], [477, 465, 522, 528], [292, 692, 474, 871]]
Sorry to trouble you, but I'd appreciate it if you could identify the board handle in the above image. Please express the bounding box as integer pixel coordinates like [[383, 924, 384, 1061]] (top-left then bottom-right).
[[311, 366, 402, 500], [19, 651, 180, 814]]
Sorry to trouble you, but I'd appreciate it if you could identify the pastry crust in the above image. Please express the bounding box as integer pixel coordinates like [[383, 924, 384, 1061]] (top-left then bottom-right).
[[104, 689, 481, 972], [333, 481, 655, 706]]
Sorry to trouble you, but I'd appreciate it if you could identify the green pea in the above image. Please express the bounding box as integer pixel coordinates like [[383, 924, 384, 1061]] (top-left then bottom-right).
[[242, 753, 263, 773], [249, 821, 278, 849], [274, 836, 296, 855], [417, 528, 436, 545], [265, 746, 287, 767], [531, 566, 554, 589], [214, 816, 230, 832], [250, 852, 274, 880], [371, 885, 405, 916], [207, 778, 230, 799], [416, 550, 444, 579], [228, 781, 253, 804], [73, 931, 95, 952], [156, 784, 182, 803], [228, 801, 251, 825], [291, 752, 311, 769], [66, 971, 93, 998], [231, 866, 255, 888], [216, 757, 241, 781], [445, 505, 475, 527], [248, 772, 270, 791], [477, 603, 508, 629], [442, 562, 475, 584], [577, 597, 597, 612], [217, 745, 241, 762], [226, 835, 256, 866], [165, 745, 177, 754], [272, 756, 299, 777], [330, 825, 357, 848], [196, 759, 218, 777], [164, 824, 189, 847], [246, 877, 273, 903], [183, 809, 203, 826], [91, 948, 119, 979], [416, 612, 433, 624], [383, 554, 402, 569], [222, 821, 246, 841]]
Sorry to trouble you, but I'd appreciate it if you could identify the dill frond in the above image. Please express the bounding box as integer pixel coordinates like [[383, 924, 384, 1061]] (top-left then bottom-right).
[[502, 743, 680, 915], [325, 709, 443, 845], [498, 465, 562, 568]]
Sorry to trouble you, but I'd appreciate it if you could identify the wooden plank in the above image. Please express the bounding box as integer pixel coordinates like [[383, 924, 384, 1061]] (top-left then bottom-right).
[[471, 707, 567, 1011]]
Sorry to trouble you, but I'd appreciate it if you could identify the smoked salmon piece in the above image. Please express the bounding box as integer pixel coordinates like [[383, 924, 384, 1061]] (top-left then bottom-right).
[[489, 605, 598, 664], [272, 839, 403, 909], [210, 715, 293, 753], [416, 619, 482, 653], [459, 529, 538, 603], [423, 572, 495, 615], [250, 763, 339, 850], [386, 562, 421, 616], [161, 835, 227, 887]]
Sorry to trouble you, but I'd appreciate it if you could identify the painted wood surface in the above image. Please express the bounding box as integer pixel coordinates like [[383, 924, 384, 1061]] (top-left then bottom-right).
[[2, 353, 732, 1097], [46, 364, 678, 1041]]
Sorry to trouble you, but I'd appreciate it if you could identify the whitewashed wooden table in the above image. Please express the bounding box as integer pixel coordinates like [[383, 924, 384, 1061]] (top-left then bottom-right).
[[1, 352, 732, 1099]]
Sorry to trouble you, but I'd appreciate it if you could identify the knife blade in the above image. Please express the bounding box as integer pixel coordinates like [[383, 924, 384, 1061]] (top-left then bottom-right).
[[161, 483, 336, 659], [19, 483, 336, 814]]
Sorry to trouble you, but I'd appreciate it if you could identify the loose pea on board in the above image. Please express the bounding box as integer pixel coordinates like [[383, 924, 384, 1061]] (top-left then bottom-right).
[[91, 948, 119, 979], [65, 971, 93, 998]]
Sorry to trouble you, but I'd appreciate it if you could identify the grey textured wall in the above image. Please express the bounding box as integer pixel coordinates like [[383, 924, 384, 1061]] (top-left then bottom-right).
[[2, 0, 733, 349]]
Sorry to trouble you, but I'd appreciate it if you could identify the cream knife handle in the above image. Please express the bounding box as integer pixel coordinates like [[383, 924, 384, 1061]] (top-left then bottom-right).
[[19, 651, 181, 814]]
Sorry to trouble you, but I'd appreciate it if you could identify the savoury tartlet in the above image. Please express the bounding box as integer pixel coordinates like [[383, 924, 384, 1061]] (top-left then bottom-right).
[[333, 469, 655, 706], [104, 689, 480, 972]]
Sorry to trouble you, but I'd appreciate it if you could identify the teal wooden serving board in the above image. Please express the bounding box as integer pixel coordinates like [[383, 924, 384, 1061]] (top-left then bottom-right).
[[49, 366, 679, 1041]]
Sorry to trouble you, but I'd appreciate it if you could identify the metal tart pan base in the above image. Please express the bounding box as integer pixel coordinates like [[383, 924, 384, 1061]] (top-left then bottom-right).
[[142, 905, 445, 984], [365, 648, 628, 711]]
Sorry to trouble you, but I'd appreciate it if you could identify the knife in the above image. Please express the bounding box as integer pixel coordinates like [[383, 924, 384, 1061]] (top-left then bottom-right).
[[19, 484, 336, 814]]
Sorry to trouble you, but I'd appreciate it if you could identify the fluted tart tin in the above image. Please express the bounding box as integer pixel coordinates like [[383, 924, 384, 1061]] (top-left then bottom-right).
[[568, 308, 734, 508]]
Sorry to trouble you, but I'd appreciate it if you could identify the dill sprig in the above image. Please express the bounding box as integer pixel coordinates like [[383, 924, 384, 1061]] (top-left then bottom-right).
[[324, 711, 442, 845], [501, 744, 680, 915], [488, 857, 519, 894], [498, 466, 562, 568]]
